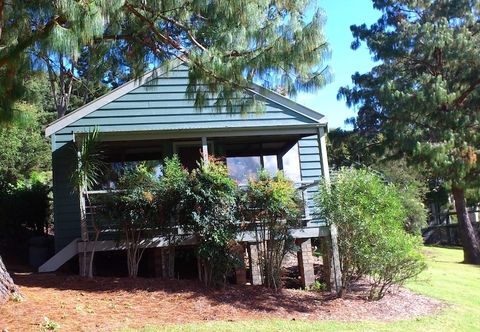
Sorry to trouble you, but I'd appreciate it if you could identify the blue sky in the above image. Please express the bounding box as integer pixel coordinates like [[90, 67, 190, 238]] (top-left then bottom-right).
[[297, 0, 382, 129]]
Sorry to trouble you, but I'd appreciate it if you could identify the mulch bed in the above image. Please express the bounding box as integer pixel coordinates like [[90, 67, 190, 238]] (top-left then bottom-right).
[[0, 250, 445, 332]]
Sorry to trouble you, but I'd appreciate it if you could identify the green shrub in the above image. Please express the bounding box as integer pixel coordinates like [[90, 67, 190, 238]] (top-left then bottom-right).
[[314, 168, 427, 299], [0, 174, 51, 238], [238, 170, 303, 290], [161, 155, 240, 287]]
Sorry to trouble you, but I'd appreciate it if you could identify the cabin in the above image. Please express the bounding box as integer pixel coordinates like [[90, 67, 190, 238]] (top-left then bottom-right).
[[41, 61, 341, 290]]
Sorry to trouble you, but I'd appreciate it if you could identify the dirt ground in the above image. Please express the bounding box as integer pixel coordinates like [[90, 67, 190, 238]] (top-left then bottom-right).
[[0, 251, 445, 332]]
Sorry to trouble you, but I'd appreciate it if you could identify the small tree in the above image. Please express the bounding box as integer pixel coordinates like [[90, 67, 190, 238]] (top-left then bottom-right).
[[156, 155, 191, 278], [183, 157, 240, 286], [239, 170, 303, 290], [161, 155, 240, 286], [102, 164, 161, 277], [314, 168, 427, 300]]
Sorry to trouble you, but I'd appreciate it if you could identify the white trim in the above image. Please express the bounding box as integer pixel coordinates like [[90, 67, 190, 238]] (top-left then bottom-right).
[[317, 127, 330, 183], [73, 124, 323, 143], [248, 84, 328, 124]]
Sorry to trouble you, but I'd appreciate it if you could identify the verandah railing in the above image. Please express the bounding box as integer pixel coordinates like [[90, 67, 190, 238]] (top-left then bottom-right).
[[80, 180, 323, 241]]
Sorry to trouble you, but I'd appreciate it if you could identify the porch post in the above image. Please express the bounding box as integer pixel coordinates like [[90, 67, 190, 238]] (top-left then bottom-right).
[[201, 136, 209, 167], [317, 126, 342, 293]]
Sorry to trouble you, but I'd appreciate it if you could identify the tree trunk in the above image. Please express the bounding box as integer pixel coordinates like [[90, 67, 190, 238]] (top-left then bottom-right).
[[452, 186, 480, 264], [0, 254, 22, 305]]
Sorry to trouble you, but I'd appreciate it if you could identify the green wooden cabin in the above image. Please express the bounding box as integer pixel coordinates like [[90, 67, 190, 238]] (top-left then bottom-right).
[[42, 62, 340, 289]]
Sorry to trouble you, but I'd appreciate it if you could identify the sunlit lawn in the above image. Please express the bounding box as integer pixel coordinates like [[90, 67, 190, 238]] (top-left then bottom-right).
[[123, 246, 480, 332]]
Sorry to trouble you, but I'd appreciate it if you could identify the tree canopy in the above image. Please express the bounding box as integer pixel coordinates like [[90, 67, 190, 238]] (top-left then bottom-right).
[[0, 0, 333, 119], [339, 0, 480, 264]]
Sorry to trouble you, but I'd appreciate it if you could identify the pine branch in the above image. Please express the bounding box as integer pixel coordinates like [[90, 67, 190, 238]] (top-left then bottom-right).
[[0, 15, 66, 69]]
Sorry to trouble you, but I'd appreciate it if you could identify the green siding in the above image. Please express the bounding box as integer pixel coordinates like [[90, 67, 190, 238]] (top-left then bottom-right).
[[298, 136, 323, 224], [52, 65, 320, 151], [52, 143, 82, 252]]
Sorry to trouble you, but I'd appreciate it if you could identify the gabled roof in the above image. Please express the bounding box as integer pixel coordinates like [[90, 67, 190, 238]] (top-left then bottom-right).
[[46, 61, 327, 137]]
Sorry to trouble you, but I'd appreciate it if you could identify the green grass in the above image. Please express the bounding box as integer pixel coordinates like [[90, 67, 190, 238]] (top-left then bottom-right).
[[123, 246, 480, 332]]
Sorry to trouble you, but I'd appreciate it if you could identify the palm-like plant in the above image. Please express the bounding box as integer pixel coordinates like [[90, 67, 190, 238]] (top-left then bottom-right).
[[70, 126, 106, 277]]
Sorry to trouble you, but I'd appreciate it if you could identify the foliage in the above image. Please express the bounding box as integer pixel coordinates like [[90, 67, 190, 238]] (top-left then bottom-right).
[[70, 127, 106, 193], [239, 170, 303, 290], [338, 0, 480, 263], [0, 105, 51, 184], [0, 174, 52, 238], [102, 164, 162, 277], [374, 160, 429, 235], [162, 156, 240, 287], [328, 129, 429, 235], [304, 280, 326, 292], [39, 317, 60, 331], [314, 168, 427, 300], [0, 0, 332, 118], [326, 128, 385, 169]]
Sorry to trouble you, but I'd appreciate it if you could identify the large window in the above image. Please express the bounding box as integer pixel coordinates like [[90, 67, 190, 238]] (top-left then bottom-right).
[[226, 145, 300, 184], [98, 142, 162, 189]]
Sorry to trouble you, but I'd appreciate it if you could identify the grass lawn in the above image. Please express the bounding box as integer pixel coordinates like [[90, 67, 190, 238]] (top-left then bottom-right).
[[123, 246, 480, 332]]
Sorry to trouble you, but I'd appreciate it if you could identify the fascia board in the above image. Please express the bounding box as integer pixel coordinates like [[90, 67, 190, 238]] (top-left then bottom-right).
[[248, 83, 328, 125]]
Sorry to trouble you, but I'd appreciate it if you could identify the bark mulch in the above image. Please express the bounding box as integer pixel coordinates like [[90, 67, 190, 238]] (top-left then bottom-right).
[[0, 251, 445, 332]]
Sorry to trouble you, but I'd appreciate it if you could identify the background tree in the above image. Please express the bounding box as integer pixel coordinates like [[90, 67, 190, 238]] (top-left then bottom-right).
[[339, 0, 480, 264], [327, 128, 429, 235], [374, 160, 429, 235], [327, 127, 385, 169], [315, 168, 427, 300]]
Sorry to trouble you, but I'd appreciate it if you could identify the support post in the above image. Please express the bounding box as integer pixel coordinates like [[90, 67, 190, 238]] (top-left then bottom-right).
[[316, 126, 342, 293], [153, 248, 163, 278], [161, 247, 175, 278], [296, 238, 316, 288], [330, 224, 342, 293], [248, 243, 263, 285], [233, 243, 247, 285]]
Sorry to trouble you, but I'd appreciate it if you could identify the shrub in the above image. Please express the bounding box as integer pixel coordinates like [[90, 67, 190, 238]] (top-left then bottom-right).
[[161, 155, 240, 287], [314, 168, 427, 299], [0, 174, 51, 238], [238, 170, 303, 290]]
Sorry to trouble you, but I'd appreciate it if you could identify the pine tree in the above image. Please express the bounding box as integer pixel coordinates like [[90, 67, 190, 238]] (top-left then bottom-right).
[[339, 0, 480, 264], [0, 254, 22, 305], [1, 0, 333, 117]]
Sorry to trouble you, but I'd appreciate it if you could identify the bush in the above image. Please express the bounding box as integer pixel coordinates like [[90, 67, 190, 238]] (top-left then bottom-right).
[[0, 175, 51, 238], [314, 168, 427, 300], [238, 170, 303, 290], [161, 155, 240, 287]]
